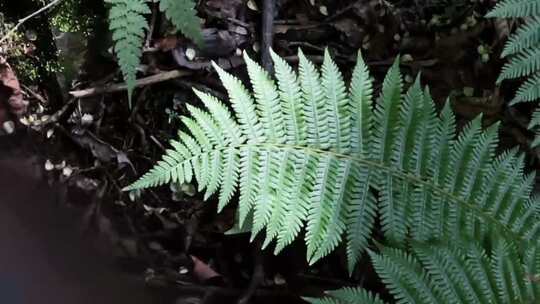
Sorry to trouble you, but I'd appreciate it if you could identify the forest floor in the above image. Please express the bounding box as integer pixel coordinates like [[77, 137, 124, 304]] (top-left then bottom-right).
[[1, 0, 539, 303]]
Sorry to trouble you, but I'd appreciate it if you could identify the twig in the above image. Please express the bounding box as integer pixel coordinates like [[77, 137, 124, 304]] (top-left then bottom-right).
[[0, 0, 63, 44], [145, 1, 158, 48], [69, 70, 191, 98], [45, 97, 76, 125], [261, 0, 276, 73], [236, 3, 276, 303], [323, 0, 361, 22], [149, 135, 166, 152], [237, 239, 265, 304], [21, 84, 47, 104]]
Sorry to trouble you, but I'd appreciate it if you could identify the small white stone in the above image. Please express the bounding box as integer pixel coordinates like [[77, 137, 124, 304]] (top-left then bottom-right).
[[319, 6, 328, 16], [402, 54, 414, 62], [463, 87, 475, 97], [46, 129, 54, 138], [2, 120, 15, 134], [253, 42, 260, 53], [178, 266, 189, 274], [477, 45, 485, 54], [55, 160, 66, 170], [81, 113, 94, 125], [309, 0, 315, 6], [129, 191, 138, 202], [185, 48, 196, 61], [20, 116, 30, 126], [247, 0, 258, 11], [405, 75, 414, 83], [274, 273, 286, 285], [62, 166, 73, 177], [235, 48, 242, 56], [45, 160, 54, 171]]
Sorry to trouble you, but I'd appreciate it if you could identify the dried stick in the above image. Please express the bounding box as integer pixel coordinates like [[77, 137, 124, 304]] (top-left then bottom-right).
[[261, 0, 276, 73], [237, 2, 276, 303], [69, 70, 191, 98], [0, 0, 63, 44], [237, 238, 265, 304]]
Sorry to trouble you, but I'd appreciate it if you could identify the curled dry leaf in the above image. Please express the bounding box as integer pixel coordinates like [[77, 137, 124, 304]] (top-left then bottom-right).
[[0, 56, 28, 126], [190, 255, 221, 282], [156, 35, 179, 52]]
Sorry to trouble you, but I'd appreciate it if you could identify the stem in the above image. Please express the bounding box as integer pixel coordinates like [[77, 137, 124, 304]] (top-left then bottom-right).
[[261, 0, 276, 73], [0, 0, 63, 44]]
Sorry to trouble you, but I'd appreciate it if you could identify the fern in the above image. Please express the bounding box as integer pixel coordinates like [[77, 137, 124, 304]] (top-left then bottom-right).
[[106, 0, 150, 104], [306, 238, 540, 304], [487, 0, 540, 146], [159, 0, 203, 45], [486, 0, 540, 18], [126, 49, 540, 272], [106, 0, 203, 105]]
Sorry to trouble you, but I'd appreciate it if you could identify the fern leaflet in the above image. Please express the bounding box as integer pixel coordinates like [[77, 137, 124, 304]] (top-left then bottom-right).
[[306, 239, 540, 304], [159, 0, 203, 45], [487, 0, 540, 146], [106, 0, 150, 105]]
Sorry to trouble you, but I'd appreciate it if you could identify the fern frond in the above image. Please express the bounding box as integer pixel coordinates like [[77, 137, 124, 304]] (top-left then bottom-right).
[[529, 108, 540, 129], [312, 239, 540, 304], [498, 47, 540, 82], [487, 0, 540, 149], [159, 0, 203, 45], [371, 247, 442, 303], [106, 0, 150, 105], [126, 49, 539, 269], [486, 0, 540, 18], [530, 108, 540, 147], [502, 17, 540, 57]]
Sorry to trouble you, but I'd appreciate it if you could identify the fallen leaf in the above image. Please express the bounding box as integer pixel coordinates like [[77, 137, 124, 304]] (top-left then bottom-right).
[[0, 57, 28, 126]]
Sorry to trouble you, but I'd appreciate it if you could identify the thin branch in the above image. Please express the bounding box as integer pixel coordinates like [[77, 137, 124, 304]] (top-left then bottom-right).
[[261, 0, 276, 73], [0, 0, 63, 44], [69, 70, 191, 98], [145, 1, 158, 48]]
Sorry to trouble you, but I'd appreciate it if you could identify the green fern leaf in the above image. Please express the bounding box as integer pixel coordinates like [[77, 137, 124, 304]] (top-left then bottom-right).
[[498, 47, 540, 82], [126, 49, 540, 270], [312, 239, 540, 303], [159, 0, 203, 45], [106, 0, 150, 105], [487, 0, 540, 149], [298, 49, 328, 149], [486, 0, 540, 18], [502, 17, 540, 57], [270, 49, 306, 144]]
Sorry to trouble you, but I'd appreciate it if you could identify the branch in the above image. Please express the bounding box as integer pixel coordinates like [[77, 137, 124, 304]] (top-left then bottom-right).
[[0, 0, 63, 44], [69, 70, 191, 98], [261, 0, 276, 73]]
